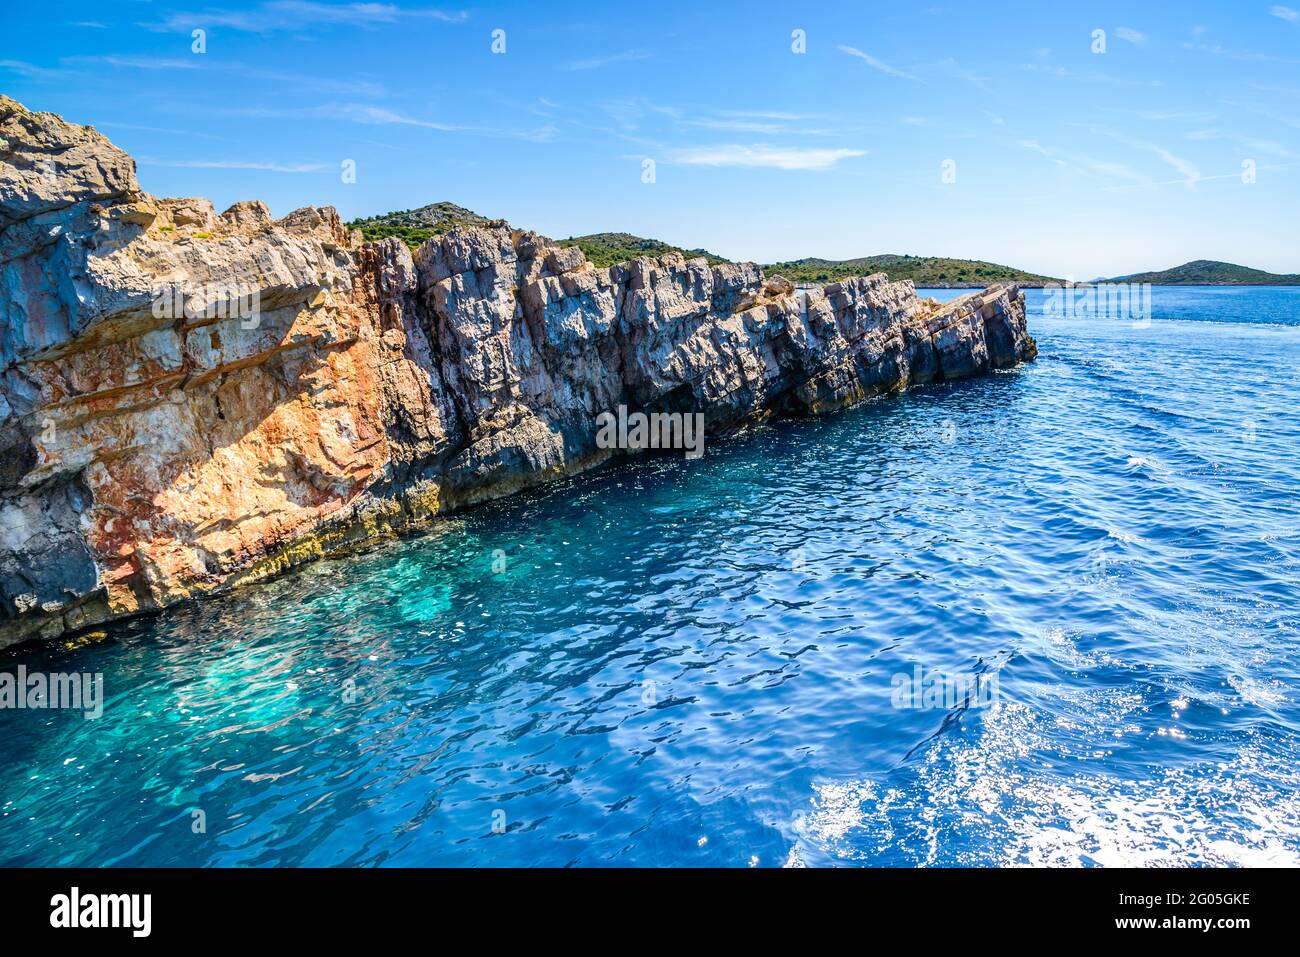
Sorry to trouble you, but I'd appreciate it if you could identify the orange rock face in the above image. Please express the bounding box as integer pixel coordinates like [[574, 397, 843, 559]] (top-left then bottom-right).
[[1, 97, 462, 645]]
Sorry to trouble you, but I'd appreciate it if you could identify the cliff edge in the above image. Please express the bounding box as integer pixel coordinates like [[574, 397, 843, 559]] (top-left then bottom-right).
[[0, 97, 1036, 649]]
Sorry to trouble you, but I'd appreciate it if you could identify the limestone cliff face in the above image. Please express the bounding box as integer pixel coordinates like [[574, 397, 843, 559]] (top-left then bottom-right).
[[0, 97, 1036, 649]]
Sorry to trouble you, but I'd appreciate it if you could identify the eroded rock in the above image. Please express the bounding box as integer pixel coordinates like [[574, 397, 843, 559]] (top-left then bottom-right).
[[0, 97, 1035, 649]]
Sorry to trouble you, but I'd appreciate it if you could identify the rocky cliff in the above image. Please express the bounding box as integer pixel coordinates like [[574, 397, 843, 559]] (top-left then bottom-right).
[[0, 97, 1036, 649]]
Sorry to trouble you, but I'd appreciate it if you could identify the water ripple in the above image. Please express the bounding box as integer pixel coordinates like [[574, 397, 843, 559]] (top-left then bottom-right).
[[2, 288, 1299, 866]]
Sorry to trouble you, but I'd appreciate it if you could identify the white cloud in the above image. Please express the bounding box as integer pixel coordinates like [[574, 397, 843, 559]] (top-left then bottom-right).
[[1270, 5, 1299, 23], [1115, 27, 1146, 45], [837, 45, 920, 81], [667, 145, 865, 170]]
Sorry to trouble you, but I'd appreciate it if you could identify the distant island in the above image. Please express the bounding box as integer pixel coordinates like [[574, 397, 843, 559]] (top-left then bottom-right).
[[345, 205, 1298, 287], [1103, 259, 1300, 285]]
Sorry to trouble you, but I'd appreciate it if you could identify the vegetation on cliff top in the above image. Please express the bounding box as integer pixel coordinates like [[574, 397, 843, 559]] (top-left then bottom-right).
[[349, 207, 1295, 288], [347, 202, 493, 248], [1104, 260, 1300, 285], [346, 204, 1049, 285], [557, 232, 729, 267]]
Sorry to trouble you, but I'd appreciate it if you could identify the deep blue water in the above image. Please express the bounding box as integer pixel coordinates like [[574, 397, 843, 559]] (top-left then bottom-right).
[[2, 286, 1299, 867]]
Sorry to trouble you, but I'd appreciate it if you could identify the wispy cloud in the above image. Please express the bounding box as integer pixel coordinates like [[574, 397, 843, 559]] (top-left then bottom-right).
[[1023, 63, 1161, 86], [226, 102, 557, 141], [1186, 129, 1296, 158], [717, 110, 823, 122], [1099, 166, 1297, 192], [138, 158, 327, 173], [1080, 125, 1203, 187], [596, 98, 683, 131], [667, 144, 865, 170], [683, 116, 831, 135], [561, 50, 649, 72], [1183, 42, 1300, 64], [933, 57, 995, 94], [837, 45, 920, 81], [70, 55, 202, 70], [1145, 143, 1201, 186], [98, 121, 228, 141], [1271, 5, 1299, 23], [1097, 106, 1217, 122], [1115, 27, 1147, 45], [142, 2, 467, 34], [1219, 98, 1300, 130], [1252, 82, 1300, 96], [1019, 139, 1146, 185], [0, 59, 65, 79], [65, 54, 386, 97]]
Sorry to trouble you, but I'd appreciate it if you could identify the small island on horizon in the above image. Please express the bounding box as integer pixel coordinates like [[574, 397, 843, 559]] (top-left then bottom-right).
[[348, 203, 1300, 288]]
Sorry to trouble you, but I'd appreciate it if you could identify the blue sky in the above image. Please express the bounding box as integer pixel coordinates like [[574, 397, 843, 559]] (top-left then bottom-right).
[[4, 0, 1300, 277]]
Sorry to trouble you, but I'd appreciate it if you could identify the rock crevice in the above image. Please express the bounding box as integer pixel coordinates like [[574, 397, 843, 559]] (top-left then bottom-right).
[[0, 97, 1036, 649]]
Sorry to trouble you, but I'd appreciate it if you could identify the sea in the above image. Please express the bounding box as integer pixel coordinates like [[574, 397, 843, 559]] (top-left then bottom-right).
[[2, 286, 1297, 866]]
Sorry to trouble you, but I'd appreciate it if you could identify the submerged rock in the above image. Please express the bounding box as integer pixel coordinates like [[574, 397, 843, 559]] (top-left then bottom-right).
[[0, 96, 1036, 648]]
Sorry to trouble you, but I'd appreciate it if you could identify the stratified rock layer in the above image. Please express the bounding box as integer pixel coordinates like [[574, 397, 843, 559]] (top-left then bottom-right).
[[0, 97, 1036, 648]]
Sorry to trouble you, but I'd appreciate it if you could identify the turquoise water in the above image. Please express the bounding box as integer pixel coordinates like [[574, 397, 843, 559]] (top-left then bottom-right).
[[2, 287, 1299, 867]]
